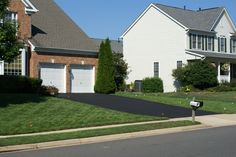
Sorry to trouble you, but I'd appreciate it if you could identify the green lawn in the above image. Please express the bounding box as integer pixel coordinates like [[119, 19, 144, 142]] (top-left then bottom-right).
[[0, 94, 165, 135], [116, 92, 236, 114], [0, 120, 199, 147]]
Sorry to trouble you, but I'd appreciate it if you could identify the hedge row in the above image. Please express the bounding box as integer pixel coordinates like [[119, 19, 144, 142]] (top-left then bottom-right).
[[0, 75, 42, 93]]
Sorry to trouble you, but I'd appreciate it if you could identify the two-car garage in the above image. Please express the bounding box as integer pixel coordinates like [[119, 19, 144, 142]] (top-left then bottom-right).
[[39, 63, 95, 93]]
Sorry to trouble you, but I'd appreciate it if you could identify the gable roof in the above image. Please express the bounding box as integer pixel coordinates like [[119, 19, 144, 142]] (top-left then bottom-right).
[[154, 3, 224, 32], [29, 0, 98, 54], [92, 38, 123, 54], [122, 3, 235, 38]]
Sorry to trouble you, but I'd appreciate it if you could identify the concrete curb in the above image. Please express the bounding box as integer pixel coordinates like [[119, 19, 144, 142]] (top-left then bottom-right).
[[0, 124, 210, 154]]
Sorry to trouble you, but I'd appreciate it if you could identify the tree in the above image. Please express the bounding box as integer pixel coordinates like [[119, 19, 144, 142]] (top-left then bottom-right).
[[94, 39, 116, 94], [172, 60, 218, 89], [113, 53, 128, 91], [0, 0, 23, 63]]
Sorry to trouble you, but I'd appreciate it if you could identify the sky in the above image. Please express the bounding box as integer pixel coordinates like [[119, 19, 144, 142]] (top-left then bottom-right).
[[55, 0, 236, 40]]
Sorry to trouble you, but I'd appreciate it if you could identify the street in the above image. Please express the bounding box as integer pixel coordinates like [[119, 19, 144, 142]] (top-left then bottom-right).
[[1, 126, 236, 157]]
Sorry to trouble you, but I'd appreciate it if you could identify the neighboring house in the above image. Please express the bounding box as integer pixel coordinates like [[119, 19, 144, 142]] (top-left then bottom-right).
[[121, 3, 236, 92], [1, 0, 98, 93], [92, 38, 123, 54]]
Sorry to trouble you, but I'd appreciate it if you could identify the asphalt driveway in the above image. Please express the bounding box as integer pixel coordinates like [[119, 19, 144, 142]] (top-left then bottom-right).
[[59, 94, 215, 118]]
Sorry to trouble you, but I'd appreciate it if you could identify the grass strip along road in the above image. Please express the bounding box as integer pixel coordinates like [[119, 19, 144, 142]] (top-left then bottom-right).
[[0, 120, 199, 147]]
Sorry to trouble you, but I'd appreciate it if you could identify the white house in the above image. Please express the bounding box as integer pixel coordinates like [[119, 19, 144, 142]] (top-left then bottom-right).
[[121, 3, 236, 92]]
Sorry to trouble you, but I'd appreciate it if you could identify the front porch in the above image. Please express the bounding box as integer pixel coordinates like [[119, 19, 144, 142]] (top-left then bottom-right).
[[186, 50, 236, 83]]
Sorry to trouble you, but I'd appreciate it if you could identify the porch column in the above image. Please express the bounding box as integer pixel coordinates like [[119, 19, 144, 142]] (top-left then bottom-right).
[[217, 62, 221, 82]]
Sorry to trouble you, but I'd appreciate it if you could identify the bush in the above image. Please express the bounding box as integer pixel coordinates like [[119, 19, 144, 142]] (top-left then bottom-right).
[[0, 75, 42, 93], [40, 85, 59, 96], [173, 60, 218, 90], [207, 81, 236, 92], [142, 77, 163, 93]]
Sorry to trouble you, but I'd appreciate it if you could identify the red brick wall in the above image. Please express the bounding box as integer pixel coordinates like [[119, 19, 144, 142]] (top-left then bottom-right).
[[9, 0, 31, 40], [29, 51, 98, 93]]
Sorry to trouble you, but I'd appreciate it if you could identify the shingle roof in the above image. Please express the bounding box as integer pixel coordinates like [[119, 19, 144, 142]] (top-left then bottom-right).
[[154, 3, 224, 32], [92, 38, 123, 54], [29, 0, 97, 53]]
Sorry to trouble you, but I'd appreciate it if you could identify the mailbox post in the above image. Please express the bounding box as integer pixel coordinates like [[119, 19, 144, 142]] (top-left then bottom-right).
[[190, 98, 203, 123]]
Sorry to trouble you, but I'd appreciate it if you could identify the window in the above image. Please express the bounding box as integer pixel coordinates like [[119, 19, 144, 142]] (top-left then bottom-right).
[[207, 37, 214, 51], [4, 55, 22, 76], [177, 61, 182, 68], [219, 37, 226, 52], [232, 40, 236, 53], [154, 62, 159, 77], [192, 35, 197, 49], [0, 12, 17, 26], [197, 35, 202, 49]]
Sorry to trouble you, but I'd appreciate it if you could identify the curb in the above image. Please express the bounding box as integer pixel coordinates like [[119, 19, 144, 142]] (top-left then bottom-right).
[[0, 124, 210, 154]]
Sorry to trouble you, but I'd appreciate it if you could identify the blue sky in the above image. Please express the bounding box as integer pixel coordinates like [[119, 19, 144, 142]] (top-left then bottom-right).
[[55, 0, 236, 40]]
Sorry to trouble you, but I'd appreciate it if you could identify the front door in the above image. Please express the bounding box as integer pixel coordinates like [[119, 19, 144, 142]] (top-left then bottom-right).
[[231, 64, 236, 81], [0, 61, 3, 75]]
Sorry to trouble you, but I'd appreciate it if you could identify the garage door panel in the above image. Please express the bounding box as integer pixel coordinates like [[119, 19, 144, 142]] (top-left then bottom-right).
[[40, 64, 65, 93], [71, 65, 94, 93]]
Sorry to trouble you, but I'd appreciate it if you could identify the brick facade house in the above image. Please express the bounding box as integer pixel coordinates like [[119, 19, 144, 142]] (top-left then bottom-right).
[[2, 0, 98, 93]]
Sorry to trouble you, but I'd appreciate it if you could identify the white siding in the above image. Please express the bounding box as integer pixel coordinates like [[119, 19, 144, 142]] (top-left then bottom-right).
[[214, 12, 235, 53], [123, 6, 192, 92]]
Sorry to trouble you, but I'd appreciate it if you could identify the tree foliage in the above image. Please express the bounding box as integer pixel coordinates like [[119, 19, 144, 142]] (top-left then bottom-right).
[[113, 53, 128, 91], [94, 39, 116, 94], [0, 0, 23, 63], [172, 60, 218, 89]]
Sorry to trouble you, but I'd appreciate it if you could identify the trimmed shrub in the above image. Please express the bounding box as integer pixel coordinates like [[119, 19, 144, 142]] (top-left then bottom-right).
[[173, 60, 218, 90], [94, 39, 116, 94], [0, 75, 42, 93], [40, 85, 59, 96], [142, 77, 163, 93]]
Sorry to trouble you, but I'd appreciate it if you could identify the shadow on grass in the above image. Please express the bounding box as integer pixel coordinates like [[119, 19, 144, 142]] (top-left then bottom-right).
[[0, 94, 47, 107]]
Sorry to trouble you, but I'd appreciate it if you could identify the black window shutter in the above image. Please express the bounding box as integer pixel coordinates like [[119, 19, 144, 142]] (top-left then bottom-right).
[[202, 35, 204, 50], [205, 36, 208, 50], [189, 33, 192, 49], [225, 38, 227, 52], [212, 37, 215, 51], [230, 39, 232, 53], [218, 37, 220, 52]]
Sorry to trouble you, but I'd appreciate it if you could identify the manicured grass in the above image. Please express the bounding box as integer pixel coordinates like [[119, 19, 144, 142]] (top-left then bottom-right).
[[0, 120, 199, 147], [0, 94, 165, 136], [116, 92, 236, 114]]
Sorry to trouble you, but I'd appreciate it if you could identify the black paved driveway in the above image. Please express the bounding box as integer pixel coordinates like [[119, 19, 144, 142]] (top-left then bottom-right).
[[59, 94, 215, 118]]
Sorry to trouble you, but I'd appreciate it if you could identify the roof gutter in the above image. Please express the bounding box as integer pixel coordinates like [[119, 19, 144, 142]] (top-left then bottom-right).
[[34, 47, 98, 57], [185, 50, 206, 60]]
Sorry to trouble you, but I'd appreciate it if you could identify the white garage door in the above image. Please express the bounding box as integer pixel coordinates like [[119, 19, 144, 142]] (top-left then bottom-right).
[[70, 65, 94, 93], [40, 63, 66, 93]]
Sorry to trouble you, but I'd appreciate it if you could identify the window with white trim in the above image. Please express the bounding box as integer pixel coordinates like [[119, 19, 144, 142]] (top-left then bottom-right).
[[177, 61, 182, 68], [220, 37, 226, 52], [192, 34, 197, 49], [0, 12, 17, 26], [154, 62, 159, 78], [4, 55, 22, 76], [207, 37, 214, 51], [197, 35, 202, 49], [232, 40, 236, 53]]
